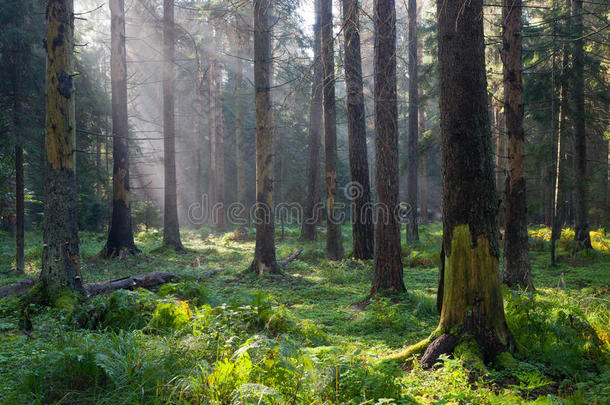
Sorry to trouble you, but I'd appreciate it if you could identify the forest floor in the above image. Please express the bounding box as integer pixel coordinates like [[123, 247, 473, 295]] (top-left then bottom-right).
[[0, 223, 608, 404]]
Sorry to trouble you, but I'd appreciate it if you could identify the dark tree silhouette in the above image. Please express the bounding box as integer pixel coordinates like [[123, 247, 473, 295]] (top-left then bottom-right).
[[371, 0, 405, 294], [250, 0, 279, 274], [502, 0, 534, 289], [342, 0, 374, 259], [105, 0, 138, 258]]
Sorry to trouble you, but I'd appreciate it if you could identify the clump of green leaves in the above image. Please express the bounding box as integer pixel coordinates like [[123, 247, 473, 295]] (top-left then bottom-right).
[[157, 281, 209, 306], [505, 290, 606, 379], [69, 289, 158, 331]]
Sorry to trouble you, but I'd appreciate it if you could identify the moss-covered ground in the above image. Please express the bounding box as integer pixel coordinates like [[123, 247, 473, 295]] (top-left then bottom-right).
[[0, 223, 608, 404]]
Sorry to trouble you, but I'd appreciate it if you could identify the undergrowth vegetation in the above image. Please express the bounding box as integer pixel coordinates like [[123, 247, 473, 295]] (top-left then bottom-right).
[[0, 223, 608, 404]]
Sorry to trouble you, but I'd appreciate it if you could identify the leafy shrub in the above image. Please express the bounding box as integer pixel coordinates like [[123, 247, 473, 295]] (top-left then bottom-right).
[[148, 300, 192, 333], [132, 201, 162, 231], [505, 290, 605, 378], [70, 289, 158, 331], [18, 344, 109, 403], [323, 355, 403, 403], [157, 281, 209, 307]]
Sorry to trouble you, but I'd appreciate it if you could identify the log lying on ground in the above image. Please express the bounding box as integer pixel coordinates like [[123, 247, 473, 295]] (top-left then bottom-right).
[[278, 247, 304, 266], [0, 248, 305, 299], [0, 272, 175, 299], [84, 271, 175, 296], [0, 278, 36, 299]]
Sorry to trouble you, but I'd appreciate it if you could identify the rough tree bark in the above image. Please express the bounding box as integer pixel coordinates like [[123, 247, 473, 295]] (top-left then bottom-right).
[[162, 0, 183, 250], [409, 0, 511, 366], [41, 0, 83, 294], [321, 0, 344, 260], [235, 36, 248, 231], [502, 0, 534, 290], [212, 37, 226, 231], [495, 105, 506, 228], [13, 42, 24, 272], [302, 0, 323, 241], [571, 0, 592, 249], [371, 0, 406, 294], [250, 0, 279, 275], [106, 0, 138, 257], [342, 0, 374, 259], [551, 34, 568, 266], [406, 0, 419, 243]]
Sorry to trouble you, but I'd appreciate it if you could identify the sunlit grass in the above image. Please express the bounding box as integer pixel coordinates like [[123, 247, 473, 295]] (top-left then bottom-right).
[[0, 223, 608, 403]]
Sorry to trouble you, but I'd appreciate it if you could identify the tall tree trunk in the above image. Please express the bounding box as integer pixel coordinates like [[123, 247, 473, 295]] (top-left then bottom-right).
[[502, 0, 534, 290], [406, 0, 419, 243], [194, 78, 202, 204], [433, 0, 510, 361], [213, 54, 226, 231], [417, 25, 427, 226], [13, 46, 24, 272], [235, 39, 248, 230], [106, 0, 138, 257], [342, 0, 374, 259], [495, 105, 506, 228], [419, 151, 428, 224], [371, 0, 405, 294], [208, 59, 217, 219], [41, 0, 83, 294], [321, 0, 344, 260], [250, 0, 278, 274], [162, 0, 183, 250], [571, 0, 591, 249], [551, 47, 566, 266], [302, 0, 323, 241]]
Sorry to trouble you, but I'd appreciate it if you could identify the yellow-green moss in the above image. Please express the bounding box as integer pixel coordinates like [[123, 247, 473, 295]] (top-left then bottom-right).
[[493, 351, 517, 369], [439, 224, 509, 343], [453, 338, 486, 372]]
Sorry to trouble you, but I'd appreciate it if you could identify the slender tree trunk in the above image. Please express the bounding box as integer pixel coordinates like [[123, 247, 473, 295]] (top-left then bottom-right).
[[419, 151, 428, 224], [302, 0, 323, 241], [208, 59, 217, 217], [106, 0, 138, 257], [162, 0, 183, 250], [432, 0, 510, 362], [571, 0, 591, 249], [41, 0, 83, 294], [235, 40, 248, 230], [551, 48, 566, 266], [213, 55, 226, 231], [321, 0, 344, 260], [495, 105, 506, 228], [502, 0, 534, 290], [342, 0, 374, 259], [417, 27, 427, 226], [13, 47, 24, 272], [371, 0, 405, 294], [250, 0, 278, 274], [194, 79, 202, 204], [406, 0, 419, 243]]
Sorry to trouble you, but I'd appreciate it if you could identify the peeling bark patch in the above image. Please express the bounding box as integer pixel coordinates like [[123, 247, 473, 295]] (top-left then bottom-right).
[[57, 70, 72, 98]]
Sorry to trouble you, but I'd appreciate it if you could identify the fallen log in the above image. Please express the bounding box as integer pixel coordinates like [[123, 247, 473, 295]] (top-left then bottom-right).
[[278, 247, 304, 266], [0, 272, 175, 299], [84, 271, 175, 296], [0, 278, 36, 299], [0, 247, 305, 299]]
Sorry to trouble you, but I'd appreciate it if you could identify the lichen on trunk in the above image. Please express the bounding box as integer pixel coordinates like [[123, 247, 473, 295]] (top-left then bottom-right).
[[436, 225, 510, 357]]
